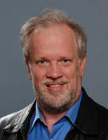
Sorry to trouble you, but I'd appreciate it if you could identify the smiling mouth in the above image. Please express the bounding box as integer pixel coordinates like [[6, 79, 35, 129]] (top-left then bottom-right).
[[45, 82, 66, 92], [47, 84, 62, 88], [46, 82, 65, 87]]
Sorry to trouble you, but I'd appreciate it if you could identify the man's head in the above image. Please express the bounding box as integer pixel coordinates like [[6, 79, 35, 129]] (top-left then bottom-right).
[[20, 9, 87, 113], [20, 9, 87, 62]]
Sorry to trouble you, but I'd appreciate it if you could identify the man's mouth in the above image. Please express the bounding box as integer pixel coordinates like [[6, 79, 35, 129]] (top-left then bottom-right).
[[46, 84, 62, 88], [45, 82, 66, 92]]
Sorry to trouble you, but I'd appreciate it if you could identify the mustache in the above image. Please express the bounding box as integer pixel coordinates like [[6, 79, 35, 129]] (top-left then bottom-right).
[[42, 78, 70, 85]]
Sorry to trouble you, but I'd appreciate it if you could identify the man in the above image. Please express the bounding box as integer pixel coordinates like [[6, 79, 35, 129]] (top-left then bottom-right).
[[0, 9, 108, 140]]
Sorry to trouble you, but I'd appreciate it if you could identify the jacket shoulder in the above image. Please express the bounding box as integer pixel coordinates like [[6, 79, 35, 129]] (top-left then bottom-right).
[[0, 109, 24, 129], [94, 100, 108, 125], [84, 89, 108, 130], [85, 90, 108, 126], [0, 102, 34, 131], [75, 88, 108, 137], [83, 88, 108, 122]]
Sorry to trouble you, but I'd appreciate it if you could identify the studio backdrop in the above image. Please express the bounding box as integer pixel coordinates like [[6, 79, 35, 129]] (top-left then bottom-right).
[[0, 0, 108, 117]]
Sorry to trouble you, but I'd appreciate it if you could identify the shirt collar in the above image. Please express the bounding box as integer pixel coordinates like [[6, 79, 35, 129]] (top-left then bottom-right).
[[29, 102, 42, 130], [65, 91, 82, 124], [30, 91, 82, 131]]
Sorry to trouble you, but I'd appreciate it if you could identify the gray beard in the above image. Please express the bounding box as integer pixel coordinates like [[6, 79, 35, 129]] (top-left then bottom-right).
[[34, 88, 78, 114], [33, 66, 81, 114]]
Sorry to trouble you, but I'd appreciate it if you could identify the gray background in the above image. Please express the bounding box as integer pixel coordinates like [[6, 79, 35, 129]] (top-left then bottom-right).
[[0, 0, 108, 118]]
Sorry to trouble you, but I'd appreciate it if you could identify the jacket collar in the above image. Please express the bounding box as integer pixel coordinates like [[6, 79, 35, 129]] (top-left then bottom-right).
[[74, 88, 98, 135], [3, 88, 99, 135]]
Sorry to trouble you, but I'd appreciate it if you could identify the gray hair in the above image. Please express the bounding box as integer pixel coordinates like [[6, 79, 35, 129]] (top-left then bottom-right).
[[20, 9, 87, 61]]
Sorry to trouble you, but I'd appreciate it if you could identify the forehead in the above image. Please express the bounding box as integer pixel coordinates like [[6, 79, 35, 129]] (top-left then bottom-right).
[[33, 24, 77, 40], [29, 24, 78, 58]]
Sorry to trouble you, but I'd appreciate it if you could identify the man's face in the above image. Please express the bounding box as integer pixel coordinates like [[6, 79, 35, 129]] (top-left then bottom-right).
[[26, 24, 86, 113]]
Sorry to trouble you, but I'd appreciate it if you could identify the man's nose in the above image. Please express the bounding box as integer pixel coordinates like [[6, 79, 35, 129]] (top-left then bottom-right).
[[46, 62, 63, 79]]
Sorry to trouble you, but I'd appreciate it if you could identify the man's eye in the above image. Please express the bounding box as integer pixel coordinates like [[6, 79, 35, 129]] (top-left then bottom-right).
[[62, 59, 70, 63], [38, 60, 46, 64]]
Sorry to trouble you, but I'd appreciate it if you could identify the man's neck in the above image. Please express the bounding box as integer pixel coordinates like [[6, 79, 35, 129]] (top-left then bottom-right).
[[40, 107, 66, 132]]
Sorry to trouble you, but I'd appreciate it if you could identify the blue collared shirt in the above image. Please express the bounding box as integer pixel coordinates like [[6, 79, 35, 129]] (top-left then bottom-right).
[[27, 92, 82, 140]]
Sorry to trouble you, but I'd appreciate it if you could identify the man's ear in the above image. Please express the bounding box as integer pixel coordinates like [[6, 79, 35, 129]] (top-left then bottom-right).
[[79, 56, 86, 77], [25, 59, 32, 80]]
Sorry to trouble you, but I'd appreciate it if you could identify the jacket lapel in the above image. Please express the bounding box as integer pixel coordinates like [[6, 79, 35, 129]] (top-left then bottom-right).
[[75, 88, 98, 135]]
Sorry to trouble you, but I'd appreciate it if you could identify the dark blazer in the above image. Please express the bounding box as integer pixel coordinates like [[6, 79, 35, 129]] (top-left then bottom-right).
[[0, 88, 108, 140]]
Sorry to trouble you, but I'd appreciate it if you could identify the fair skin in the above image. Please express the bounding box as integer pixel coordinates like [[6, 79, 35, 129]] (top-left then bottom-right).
[[25, 24, 86, 132]]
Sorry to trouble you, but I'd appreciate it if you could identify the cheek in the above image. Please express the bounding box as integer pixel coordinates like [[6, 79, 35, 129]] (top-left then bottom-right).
[[32, 67, 46, 82], [62, 66, 77, 79]]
